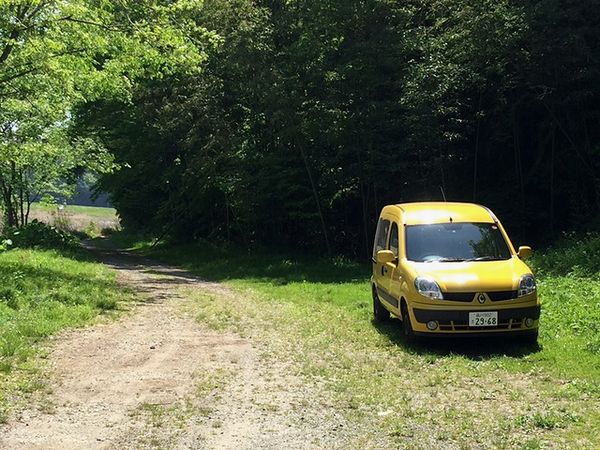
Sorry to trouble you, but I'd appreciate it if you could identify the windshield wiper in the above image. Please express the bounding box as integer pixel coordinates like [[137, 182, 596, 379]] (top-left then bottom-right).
[[428, 257, 465, 262], [464, 256, 502, 262]]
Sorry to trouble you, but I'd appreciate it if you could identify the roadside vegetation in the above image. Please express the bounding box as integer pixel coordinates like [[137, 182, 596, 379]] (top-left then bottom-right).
[[27, 203, 120, 238], [0, 222, 130, 423], [111, 234, 600, 449], [28, 203, 118, 221]]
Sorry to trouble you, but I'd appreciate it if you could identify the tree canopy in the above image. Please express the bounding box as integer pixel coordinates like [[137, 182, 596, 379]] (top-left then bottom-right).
[[0, 0, 212, 225], [6, 0, 600, 254]]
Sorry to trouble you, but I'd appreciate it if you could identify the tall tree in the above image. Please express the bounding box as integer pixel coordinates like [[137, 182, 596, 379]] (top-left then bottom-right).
[[0, 0, 213, 226]]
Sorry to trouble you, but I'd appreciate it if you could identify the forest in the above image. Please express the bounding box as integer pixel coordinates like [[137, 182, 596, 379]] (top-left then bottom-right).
[[2, 0, 600, 255]]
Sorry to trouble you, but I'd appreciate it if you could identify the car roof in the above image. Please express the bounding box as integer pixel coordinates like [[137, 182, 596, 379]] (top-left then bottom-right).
[[394, 202, 496, 225]]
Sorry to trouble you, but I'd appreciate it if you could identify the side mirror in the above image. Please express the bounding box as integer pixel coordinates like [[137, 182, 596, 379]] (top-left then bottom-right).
[[517, 246, 533, 260], [377, 250, 396, 264]]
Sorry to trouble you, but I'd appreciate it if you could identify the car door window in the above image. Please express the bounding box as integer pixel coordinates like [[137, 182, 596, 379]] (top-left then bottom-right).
[[388, 223, 399, 259], [373, 219, 390, 259]]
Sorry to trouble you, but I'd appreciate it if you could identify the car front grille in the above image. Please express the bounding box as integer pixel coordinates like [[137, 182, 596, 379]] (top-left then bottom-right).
[[413, 306, 541, 332], [442, 292, 475, 302], [487, 290, 519, 301], [442, 290, 519, 302]]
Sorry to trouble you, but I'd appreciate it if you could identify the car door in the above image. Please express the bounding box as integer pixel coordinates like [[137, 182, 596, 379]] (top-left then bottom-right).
[[387, 222, 403, 314], [380, 221, 400, 311], [372, 217, 391, 297]]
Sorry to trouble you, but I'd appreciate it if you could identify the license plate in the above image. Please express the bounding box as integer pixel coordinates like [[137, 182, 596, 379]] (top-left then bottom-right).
[[469, 311, 498, 327]]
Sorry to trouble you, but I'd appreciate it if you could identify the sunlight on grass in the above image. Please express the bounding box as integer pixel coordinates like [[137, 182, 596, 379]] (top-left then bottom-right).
[[0, 248, 130, 418], [29, 203, 117, 220], [27, 203, 120, 237], [125, 237, 600, 449]]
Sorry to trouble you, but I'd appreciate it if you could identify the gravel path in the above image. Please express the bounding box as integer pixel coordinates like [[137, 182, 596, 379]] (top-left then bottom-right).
[[0, 245, 354, 450]]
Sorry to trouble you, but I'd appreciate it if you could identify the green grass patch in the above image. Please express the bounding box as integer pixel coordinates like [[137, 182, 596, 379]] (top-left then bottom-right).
[[0, 247, 130, 420], [108, 235, 600, 448], [26, 203, 120, 238], [29, 203, 118, 220]]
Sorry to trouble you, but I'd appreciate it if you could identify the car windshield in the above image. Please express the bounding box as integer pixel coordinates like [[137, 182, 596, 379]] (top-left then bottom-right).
[[405, 222, 512, 262]]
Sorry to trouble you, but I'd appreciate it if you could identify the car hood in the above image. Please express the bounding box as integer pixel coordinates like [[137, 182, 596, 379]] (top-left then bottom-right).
[[407, 258, 531, 292]]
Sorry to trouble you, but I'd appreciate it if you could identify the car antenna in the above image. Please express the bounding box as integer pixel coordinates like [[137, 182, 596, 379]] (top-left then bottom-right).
[[439, 186, 447, 202]]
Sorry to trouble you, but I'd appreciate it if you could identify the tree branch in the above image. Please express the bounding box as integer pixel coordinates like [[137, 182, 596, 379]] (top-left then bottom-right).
[[0, 48, 88, 85], [0, 28, 20, 66], [58, 15, 122, 32], [0, 67, 39, 85]]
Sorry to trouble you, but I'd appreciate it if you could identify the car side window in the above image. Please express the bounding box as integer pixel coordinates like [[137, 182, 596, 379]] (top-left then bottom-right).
[[373, 219, 391, 259], [388, 223, 399, 258]]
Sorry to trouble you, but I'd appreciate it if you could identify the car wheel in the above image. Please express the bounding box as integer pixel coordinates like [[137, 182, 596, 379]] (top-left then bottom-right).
[[373, 287, 390, 322], [401, 302, 414, 340]]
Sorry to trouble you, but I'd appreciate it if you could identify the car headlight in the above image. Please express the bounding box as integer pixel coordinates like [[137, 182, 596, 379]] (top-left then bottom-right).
[[518, 274, 536, 297], [415, 277, 443, 300]]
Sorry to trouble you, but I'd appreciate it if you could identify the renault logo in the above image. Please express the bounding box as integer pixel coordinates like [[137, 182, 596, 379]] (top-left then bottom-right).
[[477, 294, 486, 304]]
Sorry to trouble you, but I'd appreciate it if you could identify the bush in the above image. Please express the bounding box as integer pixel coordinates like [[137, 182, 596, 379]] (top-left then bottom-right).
[[531, 232, 600, 277], [1, 220, 79, 251]]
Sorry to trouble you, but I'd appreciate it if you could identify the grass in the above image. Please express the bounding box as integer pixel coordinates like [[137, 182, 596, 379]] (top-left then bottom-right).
[[26, 203, 120, 238], [28, 203, 118, 220], [0, 247, 131, 422], [112, 235, 600, 449]]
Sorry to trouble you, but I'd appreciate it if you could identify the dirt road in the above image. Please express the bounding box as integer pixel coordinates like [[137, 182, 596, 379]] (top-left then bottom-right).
[[0, 246, 357, 449]]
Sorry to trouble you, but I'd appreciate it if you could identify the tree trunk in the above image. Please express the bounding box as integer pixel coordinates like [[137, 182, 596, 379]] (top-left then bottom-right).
[[25, 193, 32, 225], [18, 169, 25, 226], [0, 172, 16, 227], [549, 125, 555, 236], [512, 108, 525, 232], [473, 92, 483, 201], [360, 179, 370, 259], [298, 144, 331, 255]]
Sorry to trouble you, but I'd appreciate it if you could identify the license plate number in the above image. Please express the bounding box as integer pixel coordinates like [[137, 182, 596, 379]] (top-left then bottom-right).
[[469, 311, 498, 327]]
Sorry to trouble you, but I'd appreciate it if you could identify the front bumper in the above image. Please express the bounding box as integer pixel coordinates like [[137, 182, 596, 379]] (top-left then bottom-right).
[[409, 304, 540, 335]]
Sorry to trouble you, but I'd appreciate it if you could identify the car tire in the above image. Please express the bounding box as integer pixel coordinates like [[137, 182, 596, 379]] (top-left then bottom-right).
[[373, 287, 390, 322], [401, 302, 414, 340]]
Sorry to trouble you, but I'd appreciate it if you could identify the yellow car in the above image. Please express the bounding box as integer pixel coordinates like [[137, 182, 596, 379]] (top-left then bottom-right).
[[372, 202, 540, 342]]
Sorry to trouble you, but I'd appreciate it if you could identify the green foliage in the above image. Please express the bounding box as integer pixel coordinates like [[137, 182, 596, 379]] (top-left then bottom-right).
[[529, 233, 600, 355], [538, 276, 600, 355], [1, 220, 79, 251], [78, 0, 600, 254], [0, 0, 215, 227], [531, 232, 600, 278]]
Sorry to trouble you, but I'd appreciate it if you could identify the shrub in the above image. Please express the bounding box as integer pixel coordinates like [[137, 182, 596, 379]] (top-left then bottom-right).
[[0, 288, 20, 310], [1, 220, 79, 251], [531, 232, 600, 277]]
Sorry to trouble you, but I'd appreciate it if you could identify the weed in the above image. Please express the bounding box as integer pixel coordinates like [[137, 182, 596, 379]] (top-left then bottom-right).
[[0, 288, 19, 310], [84, 221, 102, 238], [52, 209, 73, 232], [0, 403, 7, 424], [515, 410, 579, 430], [520, 439, 544, 450]]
